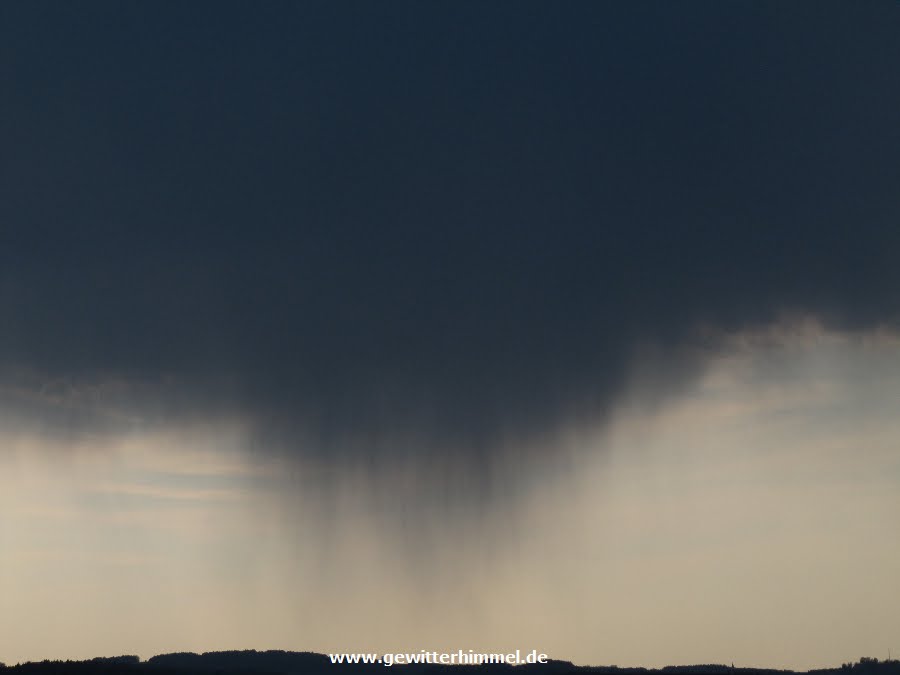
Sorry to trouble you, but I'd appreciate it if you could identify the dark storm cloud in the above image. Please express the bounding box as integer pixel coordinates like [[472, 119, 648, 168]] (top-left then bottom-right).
[[1, 1, 899, 451]]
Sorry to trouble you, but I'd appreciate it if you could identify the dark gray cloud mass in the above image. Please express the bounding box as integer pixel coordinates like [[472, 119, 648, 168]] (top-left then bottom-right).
[[1, 2, 899, 453]]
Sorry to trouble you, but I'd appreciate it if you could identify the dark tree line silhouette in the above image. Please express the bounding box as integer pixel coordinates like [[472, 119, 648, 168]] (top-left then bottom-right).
[[0, 652, 898, 675]]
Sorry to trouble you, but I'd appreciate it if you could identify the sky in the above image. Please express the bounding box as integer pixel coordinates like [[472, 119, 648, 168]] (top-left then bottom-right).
[[1, 1, 899, 669]]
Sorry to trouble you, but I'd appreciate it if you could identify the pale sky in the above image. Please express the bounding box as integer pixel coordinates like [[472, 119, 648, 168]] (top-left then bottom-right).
[[2, 321, 898, 668]]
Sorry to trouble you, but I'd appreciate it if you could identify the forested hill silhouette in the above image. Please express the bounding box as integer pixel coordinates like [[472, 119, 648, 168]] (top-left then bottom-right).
[[1, 652, 899, 675]]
